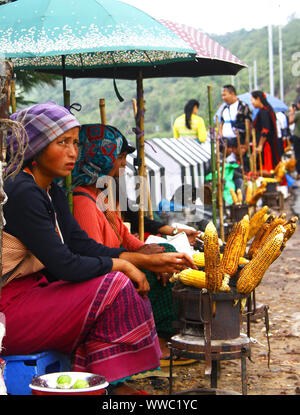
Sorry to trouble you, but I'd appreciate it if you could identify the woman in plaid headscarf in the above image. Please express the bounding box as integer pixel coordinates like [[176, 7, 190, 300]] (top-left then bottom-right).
[[1, 102, 196, 394], [72, 124, 197, 365]]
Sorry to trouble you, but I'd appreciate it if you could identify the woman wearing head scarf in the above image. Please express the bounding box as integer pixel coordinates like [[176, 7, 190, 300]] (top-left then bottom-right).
[[1, 102, 195, 394], [172, 99, 207, 142], [72, 124, 197, 365], [251, 91, 281, 172]]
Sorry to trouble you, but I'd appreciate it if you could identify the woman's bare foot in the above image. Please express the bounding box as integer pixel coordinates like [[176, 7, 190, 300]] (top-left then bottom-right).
[[159, 337, 170, 359]]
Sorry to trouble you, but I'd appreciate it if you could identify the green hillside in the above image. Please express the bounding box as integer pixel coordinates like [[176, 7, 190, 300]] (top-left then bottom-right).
[[23, 18, 300, 143]]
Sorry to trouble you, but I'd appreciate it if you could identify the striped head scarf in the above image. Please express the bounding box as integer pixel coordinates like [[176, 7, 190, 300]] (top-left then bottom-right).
[[8, 101, 80, 162]]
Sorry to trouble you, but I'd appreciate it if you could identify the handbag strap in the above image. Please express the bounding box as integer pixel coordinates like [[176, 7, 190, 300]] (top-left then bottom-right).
[[73, 191, 97, 203]]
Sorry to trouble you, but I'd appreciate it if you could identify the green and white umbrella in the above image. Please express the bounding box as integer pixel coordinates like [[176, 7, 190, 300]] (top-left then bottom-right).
[[0, 0, 196, 72]]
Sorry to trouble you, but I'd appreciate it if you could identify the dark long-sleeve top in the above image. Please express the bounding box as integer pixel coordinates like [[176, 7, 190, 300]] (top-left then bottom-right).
[[3, 171, 126, 282]]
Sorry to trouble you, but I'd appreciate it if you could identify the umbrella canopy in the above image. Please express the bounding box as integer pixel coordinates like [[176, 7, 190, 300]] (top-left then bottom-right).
[[0, 0, 246, 79], [215, 92, 289, 121], [0, 0, 196, 69], [238, 92, 288, 114]]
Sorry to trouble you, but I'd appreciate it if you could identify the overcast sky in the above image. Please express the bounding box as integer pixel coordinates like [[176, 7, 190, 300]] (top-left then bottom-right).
[[123, 0, 300, 35]]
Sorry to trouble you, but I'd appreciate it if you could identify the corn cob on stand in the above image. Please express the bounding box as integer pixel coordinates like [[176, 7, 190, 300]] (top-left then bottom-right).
[[168, 212, 298, 394]]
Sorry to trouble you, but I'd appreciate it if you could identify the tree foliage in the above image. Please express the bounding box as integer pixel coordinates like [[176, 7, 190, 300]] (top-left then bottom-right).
[[22, 18, 300, 140]]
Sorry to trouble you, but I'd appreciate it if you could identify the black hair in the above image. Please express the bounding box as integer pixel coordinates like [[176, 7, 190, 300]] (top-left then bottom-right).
[[251, 90, 270, 107], [223, 84, 237, 95], [184, 99, 199, 130]]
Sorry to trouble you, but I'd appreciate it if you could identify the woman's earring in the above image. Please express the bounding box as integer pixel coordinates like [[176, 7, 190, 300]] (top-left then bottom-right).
[[31, 160, 37, 167]]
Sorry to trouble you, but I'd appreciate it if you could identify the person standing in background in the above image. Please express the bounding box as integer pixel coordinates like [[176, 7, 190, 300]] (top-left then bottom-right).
[[289, 99, 300, 178], [220, 85, 252, 146], [276, 111, 289, 155], [173, 99, 207, 143], [251, 90, 281, 173]]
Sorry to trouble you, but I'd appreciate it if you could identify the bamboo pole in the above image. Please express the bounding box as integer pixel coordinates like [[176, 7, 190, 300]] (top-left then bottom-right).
[[99, 98, 106, 124], [236, 130, 246, 190], [247, 122, 253, 174], [136, 71, 145, 241], [258, 152, 263, 178], [132, 98, 137, 118], [207, 85, 217, 228], [252, 128, 257, 179], [145, 166, 154, 220], [215, 116, 224, 242]]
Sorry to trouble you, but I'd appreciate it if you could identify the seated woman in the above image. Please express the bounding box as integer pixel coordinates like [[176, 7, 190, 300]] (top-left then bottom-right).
[[72, 124, 197, 363], [0, 102, 195, 395]]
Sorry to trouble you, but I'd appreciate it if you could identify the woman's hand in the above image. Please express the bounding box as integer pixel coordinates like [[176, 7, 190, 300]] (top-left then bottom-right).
[[136, 244, 165, 255], [256, 145, 263, 153], [112, 258, 149, 298], [178, 229, 201, 246], [145, 252, 197, 274], [119, 251, 197, 275]]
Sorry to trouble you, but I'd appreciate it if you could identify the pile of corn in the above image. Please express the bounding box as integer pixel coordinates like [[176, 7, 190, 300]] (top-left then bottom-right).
[[172, 206, 298, 296]]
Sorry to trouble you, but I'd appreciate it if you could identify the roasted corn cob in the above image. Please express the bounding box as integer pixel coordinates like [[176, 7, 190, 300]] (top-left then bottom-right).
[[282, 221, 297, 247], [204, 222, 223, 292], [192, 252, 249, 268], [237, 233, 284, 295], [236, 188, 243, 204], [247, 213, 276, 259], [251, 214, 287, 257], [247, 205, 269, 241], [221, 215, 249, 278], [245, 182, 253, 205], [230, 188, 238, 205], [285, 158, 297, 172], [172, 268, 207, 289], [274, 161, 286, 181], [248, 183, 267, 205]]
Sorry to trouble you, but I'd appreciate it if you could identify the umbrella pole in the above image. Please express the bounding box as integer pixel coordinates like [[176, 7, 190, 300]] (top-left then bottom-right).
[[136, 71, 145, 241], [216, 117, 224, 242], [207, 85, 217, 228], [132, 99, 153, 221]]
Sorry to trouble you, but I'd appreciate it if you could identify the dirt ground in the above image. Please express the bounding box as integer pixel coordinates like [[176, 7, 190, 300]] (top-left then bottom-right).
[[129, 192, 300, 396]]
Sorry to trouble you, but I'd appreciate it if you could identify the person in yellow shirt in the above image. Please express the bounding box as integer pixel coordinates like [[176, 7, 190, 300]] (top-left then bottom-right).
[[173, 99, 207, 142]]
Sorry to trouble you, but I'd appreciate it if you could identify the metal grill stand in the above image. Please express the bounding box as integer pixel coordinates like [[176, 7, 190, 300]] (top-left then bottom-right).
[[262, 191, 284, 211], [244, 289, 271, 368], [169, 286, 251, 395]]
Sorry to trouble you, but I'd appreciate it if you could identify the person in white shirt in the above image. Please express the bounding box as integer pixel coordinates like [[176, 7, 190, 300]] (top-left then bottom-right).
[[220, 85, 252, 147]]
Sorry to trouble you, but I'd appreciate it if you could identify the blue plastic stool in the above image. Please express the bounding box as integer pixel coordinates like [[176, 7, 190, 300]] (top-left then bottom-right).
[[2, 351, 71, 395]]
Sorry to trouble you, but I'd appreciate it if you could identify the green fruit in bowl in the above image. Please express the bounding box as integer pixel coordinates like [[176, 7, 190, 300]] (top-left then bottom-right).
[[72, 379, 89, 389], [57, 375, 72, 388]]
